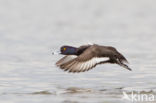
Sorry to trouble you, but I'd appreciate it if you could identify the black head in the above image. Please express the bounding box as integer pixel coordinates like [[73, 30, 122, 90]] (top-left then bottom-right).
[[60, 46, 77, 55]]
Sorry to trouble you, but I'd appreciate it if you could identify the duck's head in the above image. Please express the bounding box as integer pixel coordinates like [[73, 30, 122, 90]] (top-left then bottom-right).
[[60, 46, 77, 55]]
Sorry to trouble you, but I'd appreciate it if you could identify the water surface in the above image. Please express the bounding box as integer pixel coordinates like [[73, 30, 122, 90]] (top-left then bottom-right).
[[0, 0, 156, 103]]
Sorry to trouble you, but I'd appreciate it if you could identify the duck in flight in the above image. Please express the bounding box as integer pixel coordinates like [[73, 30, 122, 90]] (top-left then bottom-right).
[[56, 44, 131, 73]]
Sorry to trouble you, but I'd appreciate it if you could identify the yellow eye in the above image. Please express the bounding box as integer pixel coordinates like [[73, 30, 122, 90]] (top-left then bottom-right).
[[64, 48, 66, 51]]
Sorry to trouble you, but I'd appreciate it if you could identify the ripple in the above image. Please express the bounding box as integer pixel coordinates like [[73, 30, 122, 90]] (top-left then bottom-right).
[[30, 90, 54, 95], [64, 87, 93, 94]]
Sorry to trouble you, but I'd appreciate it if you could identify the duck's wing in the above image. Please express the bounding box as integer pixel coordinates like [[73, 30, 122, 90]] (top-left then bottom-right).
[[104, 46, 131, 71], [56, 55, 77, 66], [59, 45, 109, 73], [105, 46, 128, 63]]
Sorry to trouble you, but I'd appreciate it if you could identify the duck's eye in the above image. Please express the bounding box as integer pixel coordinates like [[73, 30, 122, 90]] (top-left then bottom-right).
[[63, 48, 66, 51]]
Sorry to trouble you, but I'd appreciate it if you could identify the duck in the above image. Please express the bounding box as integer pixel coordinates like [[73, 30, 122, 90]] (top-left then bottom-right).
[[56, 44, 131, 73]]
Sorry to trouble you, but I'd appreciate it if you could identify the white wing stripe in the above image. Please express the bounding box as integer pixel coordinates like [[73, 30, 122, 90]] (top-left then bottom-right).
[[94, 57, 109, 63], [79, 57, 109, 71], [60, 57, 110, 72]]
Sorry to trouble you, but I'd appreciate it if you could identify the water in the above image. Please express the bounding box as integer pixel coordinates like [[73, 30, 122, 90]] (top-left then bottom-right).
[[0, 0, 156, 103]]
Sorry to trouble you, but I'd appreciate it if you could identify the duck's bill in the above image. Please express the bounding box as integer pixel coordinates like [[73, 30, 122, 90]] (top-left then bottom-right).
[[52, 51, 61, 55]]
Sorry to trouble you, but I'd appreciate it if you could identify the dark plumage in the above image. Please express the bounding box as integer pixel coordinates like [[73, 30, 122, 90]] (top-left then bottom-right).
[[56, 44, 131, 73]]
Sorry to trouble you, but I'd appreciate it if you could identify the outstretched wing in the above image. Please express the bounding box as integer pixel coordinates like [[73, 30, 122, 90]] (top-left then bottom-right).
[[105, 46, 131, 71], [58, 45, 109, 73], [106, 46, 129, 64], [56, 55, 77, 66]]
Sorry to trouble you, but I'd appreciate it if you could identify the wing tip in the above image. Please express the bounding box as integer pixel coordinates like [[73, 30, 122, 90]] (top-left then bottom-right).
[[120, 63, 132, 71], [127, 67, 132, 71]]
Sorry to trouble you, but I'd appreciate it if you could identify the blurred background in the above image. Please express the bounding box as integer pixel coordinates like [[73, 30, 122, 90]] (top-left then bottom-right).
[[0, 0, 156, 103]]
